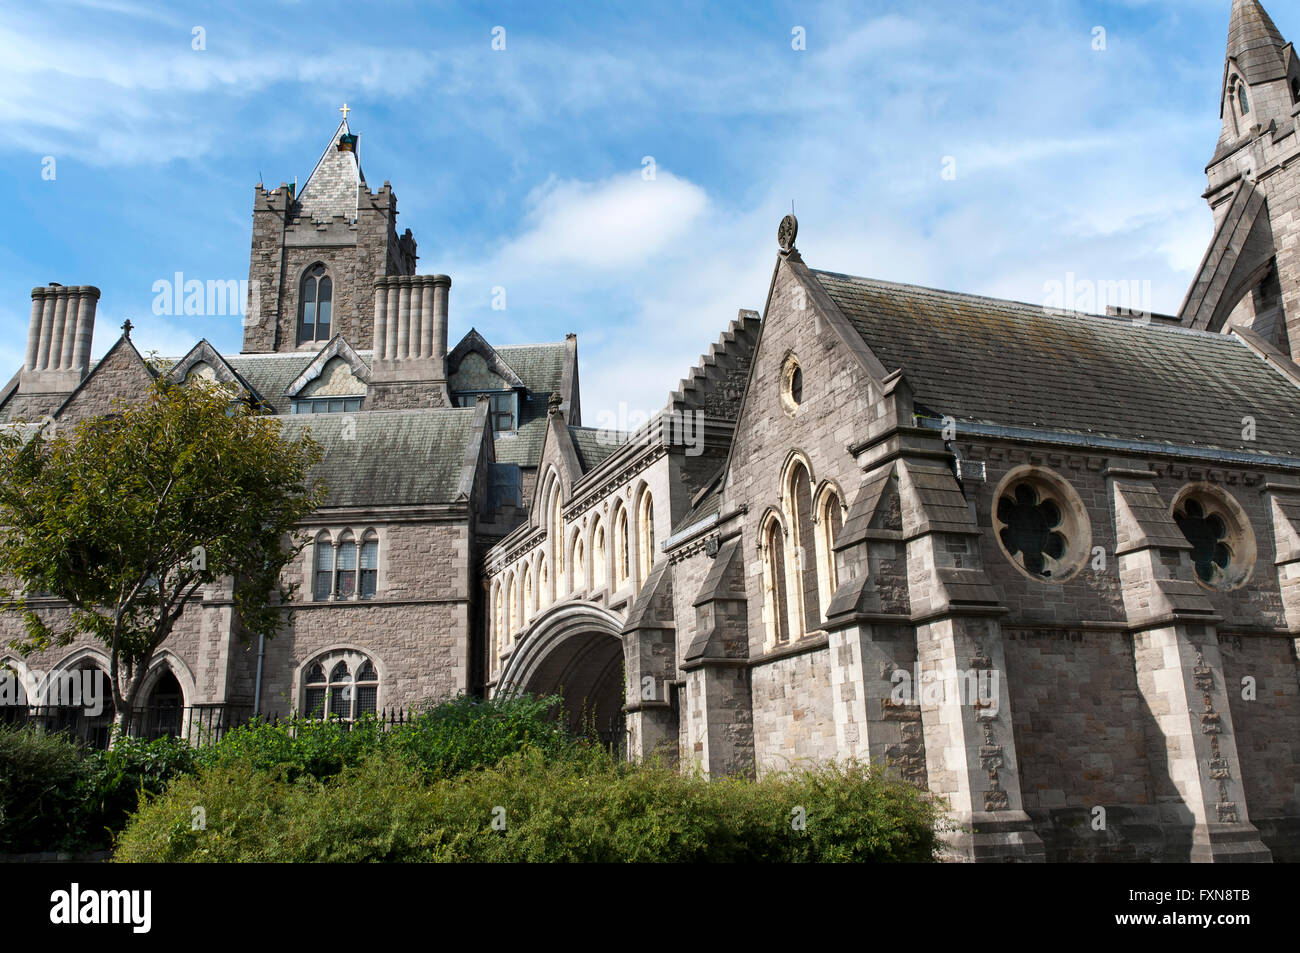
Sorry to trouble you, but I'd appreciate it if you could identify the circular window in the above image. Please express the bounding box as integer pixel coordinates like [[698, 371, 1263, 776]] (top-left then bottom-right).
[[992, 467, 1090, 582], [1171, 485, 1255, 590], [780, 354, 803, 415]]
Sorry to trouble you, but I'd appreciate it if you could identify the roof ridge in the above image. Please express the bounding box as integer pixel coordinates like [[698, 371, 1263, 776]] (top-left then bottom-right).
[[812, 270, 1251, 346]]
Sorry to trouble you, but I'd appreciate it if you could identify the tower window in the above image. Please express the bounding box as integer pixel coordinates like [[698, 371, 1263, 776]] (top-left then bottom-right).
[[298, 264, 333, 344], [1238, 82, 1250, 116]]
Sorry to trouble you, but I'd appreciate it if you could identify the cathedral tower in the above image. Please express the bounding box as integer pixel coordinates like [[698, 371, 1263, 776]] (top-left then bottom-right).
[[242, 110, 418, 354], [1180, 1, 1300, 353]]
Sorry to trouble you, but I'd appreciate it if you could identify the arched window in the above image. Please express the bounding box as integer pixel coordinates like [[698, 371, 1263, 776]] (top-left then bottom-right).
[[335, 533, 357, 598], [522, 565, 533, 624], [614, 506, 630, 587], [571, 535, 585, 592], [816, 486, 845, 611], [763, 517, 792, 647], [302, 651, 379, 721], [592, 521, 607, 592], [493, 585, 504, 662], [312, 530, 381, 601], [637, 490, 656, 582], [359, 533, 378, 599], [507, 573, 518, 641], [313, 533, 333, 601], [538, 556, 550, 610], [786, 461, 820, 634], [1238, 82, 1250, 115], [298, 264, 333, 344], [550, 486, 565, 583]]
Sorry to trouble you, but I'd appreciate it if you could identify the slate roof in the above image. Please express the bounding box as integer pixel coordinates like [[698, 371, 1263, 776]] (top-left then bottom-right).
[[1226, 0, 1289, 85], [275, 408, 477, 508], [224, 351, 377, 412], [813, 270, 1300, 459], [495, 344, 567, 396], [492, 393, 550, 468], [671, 488, 722, 537], [569, 425, 626, 472]]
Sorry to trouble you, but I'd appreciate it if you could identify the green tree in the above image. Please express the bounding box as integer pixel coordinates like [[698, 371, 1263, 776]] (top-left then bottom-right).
[[0, 377, 325, 737]]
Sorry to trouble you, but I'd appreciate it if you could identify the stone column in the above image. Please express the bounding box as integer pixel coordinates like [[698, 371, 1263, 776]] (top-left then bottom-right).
[[396, 278, 412, 360], [418, 278, 435, 360], [59, 293, 80, 370], [70, 288, 97, 373], [24, 288, 44, 371], [372, 282, 388, 356], [383, 281, 399, 360]]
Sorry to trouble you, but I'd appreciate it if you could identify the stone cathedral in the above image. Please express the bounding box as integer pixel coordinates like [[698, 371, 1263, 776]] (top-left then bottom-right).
[[3, 0, 1300, 862]]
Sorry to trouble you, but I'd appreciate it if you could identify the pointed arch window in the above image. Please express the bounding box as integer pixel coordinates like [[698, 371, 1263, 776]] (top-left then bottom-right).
[[592, 521, 607, 592], [763, 517, 792, 647], [571, 535, 586, 593], [614, 506, 630, 587], [522, 565, 533, 624], [816, 486, 845, 609], [786, 461, 821, 634], [538, 556, 551, 610], [298, 264, 333, 344], [493, 585, 504, 662], [507, 573, 518, 641], [302, 651, 379, 721], [637, 491, 656, 582], [1238, 82, 1250, 116]]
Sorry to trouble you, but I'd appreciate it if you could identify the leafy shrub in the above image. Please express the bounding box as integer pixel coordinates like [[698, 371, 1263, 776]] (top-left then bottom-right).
[[114, 746, 943, 863], [195, 693, 568, 782], [78, 732, 198, 850], [0, 725, 90, 852], [0, 726, 199, 852]]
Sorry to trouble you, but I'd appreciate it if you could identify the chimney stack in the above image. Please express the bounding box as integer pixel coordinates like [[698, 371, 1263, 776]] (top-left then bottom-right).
[[367, 274, 452, 408], [20, 284, 99, 393]]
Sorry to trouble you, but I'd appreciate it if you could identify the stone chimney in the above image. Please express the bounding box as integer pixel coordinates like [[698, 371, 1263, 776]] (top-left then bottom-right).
[[368, 274, 451, 408], [20, 284, 99, 393]]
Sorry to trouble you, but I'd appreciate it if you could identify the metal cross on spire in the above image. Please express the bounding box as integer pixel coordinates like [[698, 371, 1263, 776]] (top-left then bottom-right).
[[339, 102, 351, 121]]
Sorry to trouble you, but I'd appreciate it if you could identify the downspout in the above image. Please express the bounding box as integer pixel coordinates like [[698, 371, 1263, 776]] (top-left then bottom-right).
[[253, 632, 266, 717]]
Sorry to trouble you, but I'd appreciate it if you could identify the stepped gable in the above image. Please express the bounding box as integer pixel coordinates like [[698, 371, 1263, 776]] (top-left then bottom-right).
[[665, 309, 760, 420]]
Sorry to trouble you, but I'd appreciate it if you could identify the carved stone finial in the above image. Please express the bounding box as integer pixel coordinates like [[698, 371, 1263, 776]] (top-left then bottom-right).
[[121, 318, 133, 339], [778, 214, 798, 254], [548, 391, 563, 416]]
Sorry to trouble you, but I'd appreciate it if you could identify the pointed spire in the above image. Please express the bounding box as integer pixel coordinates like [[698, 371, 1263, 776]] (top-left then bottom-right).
[[1226, 0, 1289, 85], [297, 110, 366, 222]]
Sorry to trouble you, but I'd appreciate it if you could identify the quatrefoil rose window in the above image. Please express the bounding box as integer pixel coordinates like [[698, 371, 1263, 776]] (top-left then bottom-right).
[[992, 468, 1090, 582], [1171, 486, 1254, 590]]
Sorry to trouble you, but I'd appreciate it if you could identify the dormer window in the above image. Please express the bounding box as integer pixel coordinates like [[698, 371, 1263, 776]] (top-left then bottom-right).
[[455, 390, 517, 432], [298, 264, 332, 344], [1237, 81, 1250, 116]]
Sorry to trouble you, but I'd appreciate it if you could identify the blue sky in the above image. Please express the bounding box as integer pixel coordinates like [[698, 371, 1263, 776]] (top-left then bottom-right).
[[0, 0, 1265, 422]]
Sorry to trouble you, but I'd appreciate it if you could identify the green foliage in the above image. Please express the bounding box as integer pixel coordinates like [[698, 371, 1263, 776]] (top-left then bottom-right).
[[114, 746, 943, 863], [0, 377, 325, 720], [0, 725, 90, 852], [385, 693, 569, 777], [77, 732, 198, 850], [0, 726, 195, 852], [195, 694, 568, 782]]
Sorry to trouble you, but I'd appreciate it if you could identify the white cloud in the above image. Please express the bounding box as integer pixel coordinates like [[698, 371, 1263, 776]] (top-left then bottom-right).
[[492, 171, 709, 272]]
